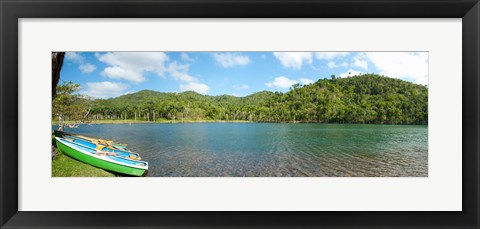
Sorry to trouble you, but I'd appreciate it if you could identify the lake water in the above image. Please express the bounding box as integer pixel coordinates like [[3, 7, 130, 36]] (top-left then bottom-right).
[[55, 123, 428, 177]]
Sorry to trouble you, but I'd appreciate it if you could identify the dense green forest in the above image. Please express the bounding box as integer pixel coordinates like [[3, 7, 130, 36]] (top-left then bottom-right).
[[80, 74, 428, 125]]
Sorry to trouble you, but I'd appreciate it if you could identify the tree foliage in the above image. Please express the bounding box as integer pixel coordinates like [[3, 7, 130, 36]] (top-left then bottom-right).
[[86, 74, 428, 125], [52, 81, 92, 130]]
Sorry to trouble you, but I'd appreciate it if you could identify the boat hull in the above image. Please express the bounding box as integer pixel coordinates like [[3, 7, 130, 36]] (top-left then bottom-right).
[[55, 138, 146, 176]]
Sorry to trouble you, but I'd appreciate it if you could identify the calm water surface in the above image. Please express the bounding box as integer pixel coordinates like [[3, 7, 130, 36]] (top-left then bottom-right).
[[56, 123, 428, 177]]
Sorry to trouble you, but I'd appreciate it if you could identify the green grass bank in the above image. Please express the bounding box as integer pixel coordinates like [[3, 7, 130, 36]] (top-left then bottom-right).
[[52, 152, 116, 177]]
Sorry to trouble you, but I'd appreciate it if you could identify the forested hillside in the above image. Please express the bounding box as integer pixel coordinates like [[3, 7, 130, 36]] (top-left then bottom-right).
[[88, 74, 428, 124]]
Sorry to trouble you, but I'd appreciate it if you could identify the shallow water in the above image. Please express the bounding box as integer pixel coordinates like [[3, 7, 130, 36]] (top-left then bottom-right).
[[55, 123, 428, 177]]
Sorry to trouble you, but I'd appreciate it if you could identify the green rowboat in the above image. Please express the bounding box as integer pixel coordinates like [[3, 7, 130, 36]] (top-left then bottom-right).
[[54, 130, 135, 156], [55, 137, 148, 176]]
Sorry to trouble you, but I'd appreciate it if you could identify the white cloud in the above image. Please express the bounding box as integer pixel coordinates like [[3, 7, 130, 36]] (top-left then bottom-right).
[[65, 52, 97, 74], [339, 70, 364, 78], [299, 78, 314, 85], [314, 52, 349, 60], [79, 63, 96, 73], [266, 76, 298, 88], [180, 53, 194, 62], [233, 84, 249, 90], [179, 82, 209, 94], [273, 52, 312, 69], [353, 57, 368, 70], [84, 81, 128, 99], [65, 52, 85, 63], [213, 53, 251, 68], [101, 66, 145, 83], [327, 61, 349, 68], [97, 52, 169, 83], [96, 52, 213, 93], [364, 52, 428, 85], [166, 62, 197, 83]]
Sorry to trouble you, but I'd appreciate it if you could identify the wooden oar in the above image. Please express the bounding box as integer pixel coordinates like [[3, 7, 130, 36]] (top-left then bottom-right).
[[79, 135, 113, 146], [94, 144, 141, 160]]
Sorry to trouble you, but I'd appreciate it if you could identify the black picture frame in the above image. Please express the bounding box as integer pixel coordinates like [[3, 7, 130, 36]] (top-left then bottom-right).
[[1, 0, 479, 228]]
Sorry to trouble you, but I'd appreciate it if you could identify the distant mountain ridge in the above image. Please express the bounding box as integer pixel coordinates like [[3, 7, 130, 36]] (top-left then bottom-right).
[[90, 74, 428, 124]]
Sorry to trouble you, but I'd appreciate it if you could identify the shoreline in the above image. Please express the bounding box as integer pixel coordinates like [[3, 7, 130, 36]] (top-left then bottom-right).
[[52, 119, 254, 125], [52, 119, 428, 125]]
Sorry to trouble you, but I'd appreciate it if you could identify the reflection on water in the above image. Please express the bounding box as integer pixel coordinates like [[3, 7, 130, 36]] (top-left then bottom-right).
[[55, 123, 428, 177]]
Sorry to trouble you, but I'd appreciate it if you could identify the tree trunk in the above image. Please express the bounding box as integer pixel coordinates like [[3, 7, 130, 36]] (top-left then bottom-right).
[[52, 52, 65, 98], [58, 114, 65, 131]]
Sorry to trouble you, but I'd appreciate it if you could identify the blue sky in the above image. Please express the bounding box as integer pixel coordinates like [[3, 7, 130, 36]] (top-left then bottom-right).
[[60, 51, 428, 99]]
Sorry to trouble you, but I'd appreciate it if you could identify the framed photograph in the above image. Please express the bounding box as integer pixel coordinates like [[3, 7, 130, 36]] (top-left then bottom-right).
[[50, 50, 429, 178], [1, 0, 479, 228]]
